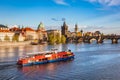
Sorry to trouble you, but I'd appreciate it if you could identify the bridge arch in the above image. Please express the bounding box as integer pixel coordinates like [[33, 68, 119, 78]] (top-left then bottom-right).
[[102, 38, 111, 43], [89, 38, 98, 43], [102, 37, 119, 44], [77, 37, 83, 43]]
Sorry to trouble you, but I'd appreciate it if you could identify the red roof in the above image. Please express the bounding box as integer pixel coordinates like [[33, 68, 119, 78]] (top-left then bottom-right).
[[0, 30, 10, 32], [10, 27, 20, 31], [22, 27, 35, 32]]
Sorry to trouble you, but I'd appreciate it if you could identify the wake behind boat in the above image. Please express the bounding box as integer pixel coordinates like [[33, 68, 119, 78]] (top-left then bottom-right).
[[17, 49, 74, 66]]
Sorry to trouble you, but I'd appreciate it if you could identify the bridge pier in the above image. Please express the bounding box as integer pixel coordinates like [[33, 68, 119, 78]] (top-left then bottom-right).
[[83, 39, 90, 43], [112, 39, 118, 44], [97, 40, 103, 44]]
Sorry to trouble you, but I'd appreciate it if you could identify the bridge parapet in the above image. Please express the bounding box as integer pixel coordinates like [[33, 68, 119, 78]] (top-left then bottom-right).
[[66, 35, 120, 44]]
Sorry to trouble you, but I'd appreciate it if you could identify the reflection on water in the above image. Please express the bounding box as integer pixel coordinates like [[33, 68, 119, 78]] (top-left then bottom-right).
[[1, 42, 120, 80], [0, 44, 70, 62]]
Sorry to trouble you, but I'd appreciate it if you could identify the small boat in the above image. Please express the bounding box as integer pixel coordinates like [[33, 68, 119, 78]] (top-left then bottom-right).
[[40, 41, 47, 44], [31, 42, 38, 45], [17, 49, 74, 66], [31, 39, 38, 45]]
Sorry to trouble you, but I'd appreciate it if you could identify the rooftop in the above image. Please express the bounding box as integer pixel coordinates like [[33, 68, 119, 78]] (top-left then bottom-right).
[[0, 24, 8, 28]]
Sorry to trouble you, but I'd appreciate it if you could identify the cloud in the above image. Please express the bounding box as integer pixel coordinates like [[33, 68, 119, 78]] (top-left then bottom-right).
[[108, 0, 120, 6], [51, 18, 66, 21], [86, 0, 120, 6], [81, 12, 120, 33], [84, 25, 104, 29], [53, 0, 69, 6]]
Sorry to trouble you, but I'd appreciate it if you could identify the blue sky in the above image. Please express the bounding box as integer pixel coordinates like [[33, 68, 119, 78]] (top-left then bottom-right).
[[0, 0, 120, 34]]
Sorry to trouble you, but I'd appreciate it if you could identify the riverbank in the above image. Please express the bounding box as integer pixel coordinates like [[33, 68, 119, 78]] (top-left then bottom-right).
[[0, 41, 31, 47]]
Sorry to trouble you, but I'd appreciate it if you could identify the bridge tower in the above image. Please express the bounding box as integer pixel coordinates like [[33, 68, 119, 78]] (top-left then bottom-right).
[[61, 21, 68, 37], [75, 24, 78, 33]]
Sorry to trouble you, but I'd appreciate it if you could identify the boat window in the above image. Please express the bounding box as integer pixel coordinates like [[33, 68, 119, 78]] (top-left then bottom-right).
[[63, 55, 67, 57], [45, 53, 53, 55], [42, 58, 48, 61], [39, 59, 42, 61], [68, 49, 71, 52], [45, 58, 48, 60]]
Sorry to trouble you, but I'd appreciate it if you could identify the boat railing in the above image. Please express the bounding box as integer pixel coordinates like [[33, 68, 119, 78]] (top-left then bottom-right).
[[18, 50, 58, 59]]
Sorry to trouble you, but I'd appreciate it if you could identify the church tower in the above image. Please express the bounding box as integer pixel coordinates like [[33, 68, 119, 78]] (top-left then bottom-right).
[[61, 21, 68, 36], [75, 24, 78, 33]]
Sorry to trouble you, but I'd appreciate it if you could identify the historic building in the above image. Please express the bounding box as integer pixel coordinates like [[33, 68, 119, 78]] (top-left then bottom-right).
[[0, 24, 14, 41], [10, 26, 25, 41], [61, 22, 83, 38], [37, 22, 48, 41], [9, 22, 48, 42], [21, 27, 37, 40], [10, 26, 37, 41]]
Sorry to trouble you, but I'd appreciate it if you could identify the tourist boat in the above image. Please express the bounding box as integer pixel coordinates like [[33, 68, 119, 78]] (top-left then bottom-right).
[[17, 49, 74, 66]]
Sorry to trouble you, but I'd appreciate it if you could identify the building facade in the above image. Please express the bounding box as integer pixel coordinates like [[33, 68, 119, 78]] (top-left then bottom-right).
[[37, 22, 48, 41], [0, 24, 14, 41]]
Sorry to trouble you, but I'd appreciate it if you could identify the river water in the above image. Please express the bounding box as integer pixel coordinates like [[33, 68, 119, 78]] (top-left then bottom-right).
[[0, 41, 120, 80]]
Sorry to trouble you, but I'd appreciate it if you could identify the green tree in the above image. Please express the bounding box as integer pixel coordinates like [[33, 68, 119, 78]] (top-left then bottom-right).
[[48, 33, 66, 44], [48, 33, 55, 44], [4, 35, 10, 41], [56, 33, 61, 44], [12, 34, 19, 42], [61, 35, 66, 43]]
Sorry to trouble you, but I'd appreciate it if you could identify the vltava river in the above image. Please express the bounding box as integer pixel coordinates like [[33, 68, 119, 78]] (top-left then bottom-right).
[[1, 41, 120, 80]]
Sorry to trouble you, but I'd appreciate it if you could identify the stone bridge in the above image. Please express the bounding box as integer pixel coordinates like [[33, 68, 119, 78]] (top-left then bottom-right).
[[66, 35, 120, 44]]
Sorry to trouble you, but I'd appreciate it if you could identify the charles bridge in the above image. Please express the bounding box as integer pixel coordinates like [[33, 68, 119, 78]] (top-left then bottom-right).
[[66, 35, 120, 44]]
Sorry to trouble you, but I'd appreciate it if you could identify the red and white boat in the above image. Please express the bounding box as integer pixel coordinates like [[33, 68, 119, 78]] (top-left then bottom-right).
[[17, 49, 74, 66]]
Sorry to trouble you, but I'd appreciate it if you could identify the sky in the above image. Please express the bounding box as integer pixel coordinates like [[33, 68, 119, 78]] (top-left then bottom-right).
[[0, 0, 120, 34]]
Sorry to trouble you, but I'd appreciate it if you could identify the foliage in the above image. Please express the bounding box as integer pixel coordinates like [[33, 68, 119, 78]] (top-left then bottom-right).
[[48, 33, 66, 44], [56, 33, 61, 44], [12, 34, 19, 42], [61, 35, 66, 43], [4, 35, 10, 41], [48, 33, 55, 44]]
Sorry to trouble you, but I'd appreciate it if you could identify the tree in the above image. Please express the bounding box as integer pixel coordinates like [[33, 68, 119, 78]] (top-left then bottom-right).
[[61, 35, 66, 43], [56, 33, 61, 44], [48, 33, 66, 44], [48, 33, 55, 44], [12, 34, 19, 42], [4, 35, 10, 41]]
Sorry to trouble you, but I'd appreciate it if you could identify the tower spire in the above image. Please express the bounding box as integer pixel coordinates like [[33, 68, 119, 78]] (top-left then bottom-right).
[[75, 23, 78, 33]]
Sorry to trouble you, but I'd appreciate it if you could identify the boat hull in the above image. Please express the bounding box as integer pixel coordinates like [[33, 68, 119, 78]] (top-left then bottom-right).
[[21, 55, 74, 66]]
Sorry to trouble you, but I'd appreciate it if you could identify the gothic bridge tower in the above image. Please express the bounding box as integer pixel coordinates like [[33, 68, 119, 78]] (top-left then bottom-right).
[[61, 21, 68, 37]]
